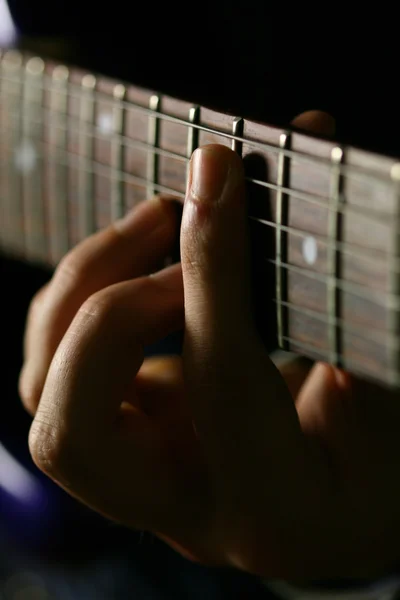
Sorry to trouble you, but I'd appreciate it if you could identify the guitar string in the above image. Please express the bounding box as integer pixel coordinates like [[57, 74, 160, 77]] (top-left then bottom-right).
[[0, 74, 397, 222], [0, 138, 398, 316], [278, 335, 395, 386], [0, 111, 397, 285], [4, 105, 397, 224], [266, 258, 396, 308], [0, 112, 397, 271], [0, 57, 397, 383], [0, 159, 397, 358], [271, 298, 398, 348], [3, 122, 394, 272], [0, 74, 398, 312], [0, 69, 398, 186], [2, 104, 398, 231]]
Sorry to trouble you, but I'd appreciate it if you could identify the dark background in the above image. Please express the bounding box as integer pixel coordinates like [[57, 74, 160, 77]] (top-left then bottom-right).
[[6, 0, 400, 156]]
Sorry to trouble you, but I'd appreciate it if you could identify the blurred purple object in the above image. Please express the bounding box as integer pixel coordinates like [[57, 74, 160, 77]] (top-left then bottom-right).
[[0, 0, 17, 46]]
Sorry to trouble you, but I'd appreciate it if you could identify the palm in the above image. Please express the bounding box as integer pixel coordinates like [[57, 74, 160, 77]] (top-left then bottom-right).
[[138, 355, 400, 579]]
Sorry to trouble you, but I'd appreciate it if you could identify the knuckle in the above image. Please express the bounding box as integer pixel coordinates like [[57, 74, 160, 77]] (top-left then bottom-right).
[[55, 251, 89, 290], [79, 278, 149, 327], [29, 418, 72, 480], [79, 289, 118, 325]]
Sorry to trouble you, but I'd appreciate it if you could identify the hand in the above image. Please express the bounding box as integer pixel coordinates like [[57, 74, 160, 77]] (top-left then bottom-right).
[[19, 112, 400, 583]]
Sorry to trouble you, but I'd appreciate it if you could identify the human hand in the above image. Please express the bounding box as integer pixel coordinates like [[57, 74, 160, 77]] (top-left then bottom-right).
[[19, 112, 400, 582]]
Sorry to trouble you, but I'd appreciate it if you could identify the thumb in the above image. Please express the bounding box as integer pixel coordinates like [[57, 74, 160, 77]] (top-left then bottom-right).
[[180, 145, 317, 525]]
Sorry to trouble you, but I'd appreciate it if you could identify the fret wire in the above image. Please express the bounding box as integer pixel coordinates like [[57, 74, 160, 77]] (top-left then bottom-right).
[[232, 117, 244, 155], [273, 298, 399, 350], [280, 335, 400, 388], [23, 57, 47, 262], [79, 74, 96, 238], [388, 164, 400, 384], [327, 147, 344, 366], [275, 132, 290, 351], [187, 106, 200, 181], [50, 65, 70, 262], [0, 71, 396, 186], [1, 51, 24, 257], [147, 95, 160, 198], [110, 83, 126, 220], [0, 124, 397, 276], [3, 106, 396, 222]]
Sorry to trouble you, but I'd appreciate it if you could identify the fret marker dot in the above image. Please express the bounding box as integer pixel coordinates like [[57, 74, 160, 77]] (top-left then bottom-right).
[[302, 236, 318, 265], [97, 112, 114, 135], [14, 140, 37, 173]]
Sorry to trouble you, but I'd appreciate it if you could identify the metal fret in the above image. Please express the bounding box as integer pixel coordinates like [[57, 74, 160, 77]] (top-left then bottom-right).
[[388, 163, 400, 385], [276, 132, 291, 350], [232, 117, 244, 155], [78, 73, 96, 240], [50, 65, 70, 262], [147, 95, 160, 198], [186, 106, 200, 179], [327, 146, 344, 366], [110, 83, 126, 221], [1, 51, 23, 256], [23, 56, 46, 262]]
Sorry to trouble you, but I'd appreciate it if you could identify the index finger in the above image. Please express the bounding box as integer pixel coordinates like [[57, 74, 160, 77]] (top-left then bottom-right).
[[29, 264, 185, 530], [31, 263, 183, 439], [20, 196, 179, 415]]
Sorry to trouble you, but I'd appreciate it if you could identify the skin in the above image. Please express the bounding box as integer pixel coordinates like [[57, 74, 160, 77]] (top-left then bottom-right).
[[18, 112, 400, 584]]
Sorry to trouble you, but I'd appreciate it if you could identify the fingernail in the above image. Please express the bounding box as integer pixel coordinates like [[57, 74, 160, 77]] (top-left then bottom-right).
[[114, 197, 177, 234], [189, 146, 232, 204]]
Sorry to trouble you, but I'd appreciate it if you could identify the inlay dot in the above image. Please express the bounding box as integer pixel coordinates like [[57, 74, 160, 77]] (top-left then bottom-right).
[[97, 112, 114, 135], [14, 140, 37, 173], [302, 236, 318, 265]]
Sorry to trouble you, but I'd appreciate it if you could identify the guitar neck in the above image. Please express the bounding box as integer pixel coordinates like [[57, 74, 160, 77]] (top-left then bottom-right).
[[1, 48, 400, 389]]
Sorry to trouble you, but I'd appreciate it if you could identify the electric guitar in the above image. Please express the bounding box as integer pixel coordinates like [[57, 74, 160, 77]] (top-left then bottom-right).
[[1, 46, 400, 393]]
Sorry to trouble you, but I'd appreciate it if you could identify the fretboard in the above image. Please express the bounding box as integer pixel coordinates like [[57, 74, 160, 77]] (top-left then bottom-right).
[[1, 49, 400, 389]]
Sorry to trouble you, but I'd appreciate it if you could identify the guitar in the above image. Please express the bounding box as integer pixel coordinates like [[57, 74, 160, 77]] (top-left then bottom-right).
[[1, 46, 400, 393]]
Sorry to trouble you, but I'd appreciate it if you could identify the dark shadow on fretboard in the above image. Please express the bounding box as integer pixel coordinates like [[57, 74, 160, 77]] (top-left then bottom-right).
[[244, 153, 277, 354]]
